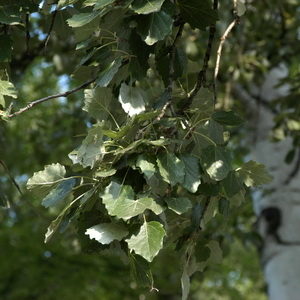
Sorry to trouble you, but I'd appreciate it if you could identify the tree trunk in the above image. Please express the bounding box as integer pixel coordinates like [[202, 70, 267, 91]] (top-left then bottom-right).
[[244, 66, 300, 299]]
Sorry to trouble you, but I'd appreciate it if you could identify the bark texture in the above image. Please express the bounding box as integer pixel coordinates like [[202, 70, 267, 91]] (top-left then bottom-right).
[[246, 66, 300, 300]]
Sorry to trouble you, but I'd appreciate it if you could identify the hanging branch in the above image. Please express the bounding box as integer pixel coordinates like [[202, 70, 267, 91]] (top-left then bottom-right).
[[214, 0, 240, 81], [0, 160, 50, 220], [181, 0, 218, 110], [7, 78, 96, 118], [25, 13, 30, 54], [41, 9, 58, 51], [284, 149, 300, 185], [156, 23, 184, 121]]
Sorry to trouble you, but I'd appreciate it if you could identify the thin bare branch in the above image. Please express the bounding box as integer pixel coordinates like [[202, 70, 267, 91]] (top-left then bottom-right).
[[41, 10, 58, 51], [8, 78, 96, 118], [214, 19, 238, 80], [156, 23, 184, 121], [25, 13, 30, 54], [182, 0, 218, 109]]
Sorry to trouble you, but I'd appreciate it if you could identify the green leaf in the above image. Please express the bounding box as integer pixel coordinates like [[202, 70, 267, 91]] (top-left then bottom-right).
[[165, 197, 192, 214], [58, 0, 80, 8], [181, 155, 201, 193], [83, 0, 114, 9], [72, 125, 105, 168], [67, 11, 101, 27], [0, 35, 12, 62], [201, 146, 231, 181], [0, 6, 21, 25], [96, 57, 123, 87], [237, 160, 273, 187], [212, 111, 244, 126], [118, 83, 146, 116], [101, 182, 163, 220], [0, 80, 17, 99], [202, 197, 218, 225], [287, 119, 300, 131], [157, 153, 185, 186], [85, 223, 128, 244], [27, 163, 66, 198], [83, 87, 113, 121], [131, 0, 165, 14], [178, 0, 218, 30], [218, 197, 230, 216], [236, 0, 246, 16], [42, 178, 76, 208], [136, 155, 157, 180], [136, 9, 173, 45], [129, 255, 152, 287], [221, 171, 243, 197], [192, 119, 224, 151], [207, 240, 223, 264], [44, 197, 79, 243], [126, 221, 166, 262]]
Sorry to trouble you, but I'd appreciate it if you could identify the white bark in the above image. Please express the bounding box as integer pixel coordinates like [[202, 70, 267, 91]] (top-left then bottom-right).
[[241, 66, 300, 300]]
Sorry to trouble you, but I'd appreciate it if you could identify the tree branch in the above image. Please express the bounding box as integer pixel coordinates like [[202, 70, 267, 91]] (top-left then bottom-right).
[[41, 10, 58, 52], [156, 23, 184, 121], [214, 0, 240, 81], [8, 78, 96, 118], [183, 0, 218, 109]]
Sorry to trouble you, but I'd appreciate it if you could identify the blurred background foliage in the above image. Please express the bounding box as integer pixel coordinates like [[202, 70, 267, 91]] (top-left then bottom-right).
[[1, 0, 299, 299]]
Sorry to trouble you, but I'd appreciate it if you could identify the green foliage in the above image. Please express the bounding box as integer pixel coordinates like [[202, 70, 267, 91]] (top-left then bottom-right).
[[3, 0, 295, 298]]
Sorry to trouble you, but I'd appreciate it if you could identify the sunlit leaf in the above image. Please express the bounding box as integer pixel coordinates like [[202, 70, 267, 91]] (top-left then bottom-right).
[[126, 221, 165, 262], [85, 223, 128, 244], [118, 83, 146, 116]]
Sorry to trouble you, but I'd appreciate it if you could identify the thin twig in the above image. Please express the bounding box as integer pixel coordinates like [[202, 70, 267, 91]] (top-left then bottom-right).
[[0, 160, 50, 220], [8, 78, 96, 118], [284, 149, 300, 185], [25, 13, 30, 54], [214, 20, 238, 80], [41, 10, 58, 51], [0, 160, 23, 195], [156, 23, 184, 121], [183, 0, 218, 109], [214, 0, 240, 81]]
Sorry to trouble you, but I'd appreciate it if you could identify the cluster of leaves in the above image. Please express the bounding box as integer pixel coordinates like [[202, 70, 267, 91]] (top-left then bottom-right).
[[1, 0, 273, 298]]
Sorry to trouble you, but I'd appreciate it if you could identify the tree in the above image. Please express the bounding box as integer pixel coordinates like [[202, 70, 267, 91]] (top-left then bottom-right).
[[0, 0, 298, 299]]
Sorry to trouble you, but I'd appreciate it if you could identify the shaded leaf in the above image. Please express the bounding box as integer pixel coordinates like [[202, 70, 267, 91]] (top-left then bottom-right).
[[97, 57, 123, 87], [75, 125, 105, 168], [181, 154, 201, 193], [126, 221, 166, 262], [212, 110, 244, 126], [237, 160, 273, 187], [0, 35, 12, 62], [157, 153, 185, 186], [83, 87, 113, 121], [165, 197, 192, 215], [178, 0, 218, 30], [131, 0, 165, 14], [221, 171, 243, 197], [136, 9, 173, 45], [67, 11, 101, 27], [42, 178, 76, 208]]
